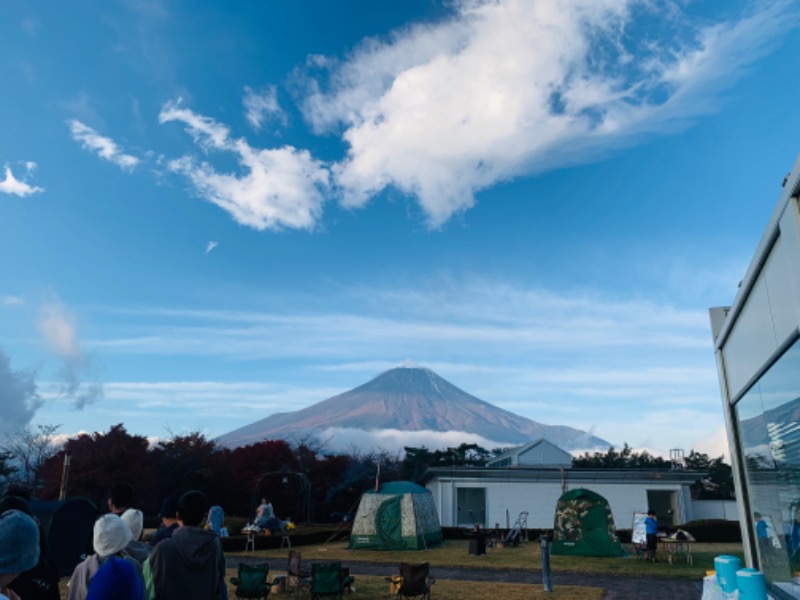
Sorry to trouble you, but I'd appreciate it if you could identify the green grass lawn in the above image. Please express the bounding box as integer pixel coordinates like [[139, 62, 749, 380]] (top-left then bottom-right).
[[232, 539, 744, 580]]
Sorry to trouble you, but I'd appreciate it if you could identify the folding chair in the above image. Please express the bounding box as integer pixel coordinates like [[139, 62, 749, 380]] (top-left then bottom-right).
[[395, 562, 434, 600], [287, 550, 311, 598], [230, 562, 271, 599], [310, 561, 354, 600]]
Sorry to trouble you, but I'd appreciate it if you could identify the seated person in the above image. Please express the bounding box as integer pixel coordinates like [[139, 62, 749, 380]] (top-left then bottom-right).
[[206, 505, 224, 535], [255, 498, 274, 528]]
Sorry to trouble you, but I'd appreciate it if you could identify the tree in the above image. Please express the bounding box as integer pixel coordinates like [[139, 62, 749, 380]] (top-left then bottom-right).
[[400, 446, 434, 482], [228, 439, 297, 516], [150, 431, 228, 505], [2, 424, 62, 495], [684, 451, 735, 499], [0, 450, 15, 495], [39, 424, 155, 507], [572, 444, 670, 469]]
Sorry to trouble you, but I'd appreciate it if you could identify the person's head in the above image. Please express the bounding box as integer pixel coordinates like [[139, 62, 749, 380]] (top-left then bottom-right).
[[86, 556, 143, 600], [0, 495, 33, 517], [93, 514, 132, 557], [107, 483, 134, 514], [158, 494, 179, 526], [261, 497, 267, 504], [755, 512, 763, 520], [647, 510, 656, 517], [4, 484, 32, 502], [120, 508, 144, 541], [0, 510, 40, 588], [177, 491, 209, 528]]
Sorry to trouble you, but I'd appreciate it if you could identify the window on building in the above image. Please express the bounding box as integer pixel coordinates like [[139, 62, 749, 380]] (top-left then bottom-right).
[[456, 487, 486, 527], [736, 338, 800, 598]]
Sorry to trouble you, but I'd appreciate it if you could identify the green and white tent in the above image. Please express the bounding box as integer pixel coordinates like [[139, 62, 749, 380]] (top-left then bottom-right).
[[551, 488, 624, 557], [348, 481, 444, 550]]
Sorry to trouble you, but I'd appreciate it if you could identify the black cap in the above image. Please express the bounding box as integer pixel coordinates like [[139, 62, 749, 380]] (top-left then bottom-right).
[[158, 495, 179, 519]]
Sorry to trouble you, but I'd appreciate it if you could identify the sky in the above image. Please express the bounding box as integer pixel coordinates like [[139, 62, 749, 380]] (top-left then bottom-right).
[[2, 0, 800, 458]]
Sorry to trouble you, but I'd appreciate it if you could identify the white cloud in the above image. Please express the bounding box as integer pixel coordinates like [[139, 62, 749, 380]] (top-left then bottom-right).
[[38, 299, 104, 409], [300, 0, 796, 226], [2, 295, 25, 307], [0, 164, 44, 197], [39, 302, 83, 361], [0, 349, 43, 435], [243, 85, 286, 130], [159, 99, 330, 230], [67, 119, 140, 171], [205, 241, 218, 254], [690, 425, 731, 461], [317, 427, 513, 455]]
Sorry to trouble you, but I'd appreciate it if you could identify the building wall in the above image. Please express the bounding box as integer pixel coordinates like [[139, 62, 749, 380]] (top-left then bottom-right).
[[721, 229, 800, 399], [690, 500, 739, 521], [712, 153, 800, 598], [427, 477, 691, 529]]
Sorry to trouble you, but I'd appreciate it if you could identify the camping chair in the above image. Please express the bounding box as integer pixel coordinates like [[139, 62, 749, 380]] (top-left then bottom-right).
[[287, 550, 311, 598], [309, 562, 354, 599], [395, 563, 434, 600], [230, 562, 271, 599]]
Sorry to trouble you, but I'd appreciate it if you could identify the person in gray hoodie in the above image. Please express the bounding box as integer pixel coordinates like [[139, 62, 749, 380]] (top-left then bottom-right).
[[143, 491, 225, 600], [121, 509, 151, 565]]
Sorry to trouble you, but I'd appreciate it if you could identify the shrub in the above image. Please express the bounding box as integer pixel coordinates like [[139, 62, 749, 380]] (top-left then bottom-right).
[[679, 519, 741, 543]]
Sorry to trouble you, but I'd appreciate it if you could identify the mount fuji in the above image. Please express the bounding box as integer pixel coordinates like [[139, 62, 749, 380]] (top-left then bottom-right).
[[217, 367, 610, 454]]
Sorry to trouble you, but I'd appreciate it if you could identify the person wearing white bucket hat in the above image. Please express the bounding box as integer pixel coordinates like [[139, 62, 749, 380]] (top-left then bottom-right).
[[0, 509, 40, 600], [121, 508, 151, 565], [67, 514, 143, 600]]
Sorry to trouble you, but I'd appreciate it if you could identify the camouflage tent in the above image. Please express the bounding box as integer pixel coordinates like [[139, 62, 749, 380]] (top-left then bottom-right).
[[348, 481, 444, 550], [551, 488, 623, 557]]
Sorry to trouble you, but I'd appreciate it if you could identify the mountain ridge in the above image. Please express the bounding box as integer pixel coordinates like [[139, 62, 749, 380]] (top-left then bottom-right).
[[217, 367, 610, 452]]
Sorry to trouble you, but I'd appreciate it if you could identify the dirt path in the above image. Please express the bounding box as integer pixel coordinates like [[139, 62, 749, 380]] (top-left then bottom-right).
[[228, 555, 702, 599]]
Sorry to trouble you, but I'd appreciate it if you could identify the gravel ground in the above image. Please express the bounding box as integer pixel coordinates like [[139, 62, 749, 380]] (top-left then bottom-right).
[[227, 555, 702, 599]]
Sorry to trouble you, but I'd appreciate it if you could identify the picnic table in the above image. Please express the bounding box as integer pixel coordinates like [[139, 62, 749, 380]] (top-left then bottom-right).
[[660, 537, 693, 564]]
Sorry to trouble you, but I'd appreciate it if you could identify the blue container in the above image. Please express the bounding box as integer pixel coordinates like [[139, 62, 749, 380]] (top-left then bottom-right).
[[715, 555, 742, 593], [737, 568, 767, 599]]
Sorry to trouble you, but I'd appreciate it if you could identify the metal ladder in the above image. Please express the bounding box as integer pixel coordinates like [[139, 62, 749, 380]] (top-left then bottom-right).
[[504, 511, 529, 546]]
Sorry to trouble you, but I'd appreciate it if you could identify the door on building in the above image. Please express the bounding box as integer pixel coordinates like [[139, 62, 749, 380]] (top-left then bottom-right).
[[646, 490, 677, 526], [456, 488, 486, 527]]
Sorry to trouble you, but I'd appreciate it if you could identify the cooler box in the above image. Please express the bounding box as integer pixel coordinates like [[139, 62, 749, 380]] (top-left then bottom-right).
[[715, 555, 742, 593], [737, 568, 767, 599]]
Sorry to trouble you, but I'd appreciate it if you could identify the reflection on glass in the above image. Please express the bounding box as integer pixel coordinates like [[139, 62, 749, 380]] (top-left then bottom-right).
[[736, 341, 800, 598]]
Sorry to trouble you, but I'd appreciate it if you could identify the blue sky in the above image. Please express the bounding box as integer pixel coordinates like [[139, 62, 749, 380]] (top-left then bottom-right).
[[2, 0, 799, 456]]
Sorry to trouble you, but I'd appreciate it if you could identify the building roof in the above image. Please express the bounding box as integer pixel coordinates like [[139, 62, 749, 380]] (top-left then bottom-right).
[[486, 438, 572, 467], [420, 466, 704, 485]]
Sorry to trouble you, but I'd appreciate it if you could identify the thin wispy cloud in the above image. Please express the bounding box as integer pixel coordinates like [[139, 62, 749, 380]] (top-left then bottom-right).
[[300, 0, 796, 227], [205, 241, 218, 254], [243, 85, 286, 131], [2, 296, 25, 307], [0, 164, 44, 197], [77, 270, 732, 452], [38, 299, 104, 409], [159, 99, 330, 231], [67, 119, 140, 171]]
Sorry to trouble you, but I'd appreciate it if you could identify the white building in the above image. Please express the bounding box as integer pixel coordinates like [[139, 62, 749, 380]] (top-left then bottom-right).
[[422, 439, 704, 530], [711, 152, 800, 599]]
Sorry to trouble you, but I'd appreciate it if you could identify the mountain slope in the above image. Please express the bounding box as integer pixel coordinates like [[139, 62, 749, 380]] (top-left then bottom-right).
[[217, 367, 609, 452]]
